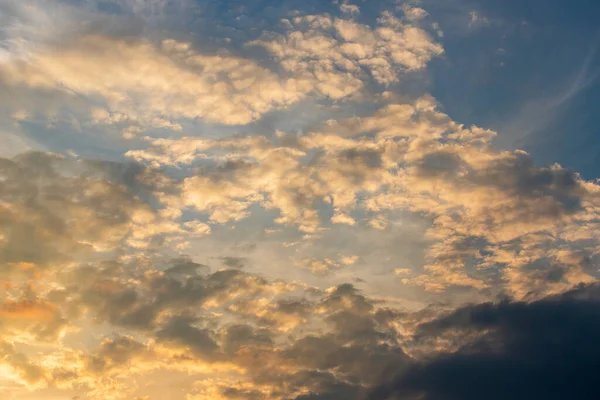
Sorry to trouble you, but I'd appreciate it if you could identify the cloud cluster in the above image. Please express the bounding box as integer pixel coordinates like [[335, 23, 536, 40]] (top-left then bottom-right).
[[0, 148, 598, 399], [129, 94, 600, 296], [1, 35, 306, 127], [2, 242, 408, 398], [6, 230, 600, 400], [252, 8, 443, 96], [1, 1, 443, 136]]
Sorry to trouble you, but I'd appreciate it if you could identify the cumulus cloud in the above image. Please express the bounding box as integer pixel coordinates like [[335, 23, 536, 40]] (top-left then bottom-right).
[[0, 0, 443, 138], [129, 94, 599, 296], [0, 152, 198, 271], [252, 8, 443, 94]]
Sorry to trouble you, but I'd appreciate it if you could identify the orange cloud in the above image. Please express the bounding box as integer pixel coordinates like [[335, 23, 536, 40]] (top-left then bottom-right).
[[0, 300, 58, 321]]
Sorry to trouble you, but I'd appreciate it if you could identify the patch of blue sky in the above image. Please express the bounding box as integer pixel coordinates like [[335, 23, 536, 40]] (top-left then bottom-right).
[[422, 0, 600, 177]]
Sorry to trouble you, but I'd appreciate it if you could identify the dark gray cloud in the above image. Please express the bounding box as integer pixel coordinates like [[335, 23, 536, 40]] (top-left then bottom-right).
[[475, 151, 585, 215], [164, 256, 209, 277], [220, 256, 247, 269], [370, 283, 600, 400], [155, 315, 220, 360]]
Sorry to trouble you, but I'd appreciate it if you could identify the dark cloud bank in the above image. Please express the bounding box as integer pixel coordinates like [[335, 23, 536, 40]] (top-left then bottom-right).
[[369, 283, 600, 400]]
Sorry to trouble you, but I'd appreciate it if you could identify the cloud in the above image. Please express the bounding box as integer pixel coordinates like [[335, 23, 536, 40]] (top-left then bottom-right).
[[0, 297, 67, 342], [129, 94, 599, 296], [340, 3, 360, 16], [252, 8, 443, 93], [1, 35, 307, 126], [0, 341, 47, 389], [7, 250, 419, 398], [155, 315, 221, 361], [468, 10, 491, 29], [0, 152, 195, 276], [370, 283, 600, 400], [0, 1, 443, 140], [293, 255, 358, 275]]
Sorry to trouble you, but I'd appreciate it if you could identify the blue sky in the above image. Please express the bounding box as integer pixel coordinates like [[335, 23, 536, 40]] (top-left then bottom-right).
[[425, 0, 600, 177]]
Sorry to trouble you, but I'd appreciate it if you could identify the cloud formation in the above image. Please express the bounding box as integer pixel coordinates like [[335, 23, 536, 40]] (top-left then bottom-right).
[[1, 1, 600, 399], [129, 94, 600, 296], [2, 35, 306, 126], [252, 8, 443, 94], [370, 283, 600, 400]]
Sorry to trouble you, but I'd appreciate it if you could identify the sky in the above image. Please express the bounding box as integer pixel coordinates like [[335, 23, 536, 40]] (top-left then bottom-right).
[[1, 0, 600, 399]]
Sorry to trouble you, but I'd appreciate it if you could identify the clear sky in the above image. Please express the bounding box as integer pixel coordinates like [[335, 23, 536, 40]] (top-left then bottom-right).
[[1, 1, 600, 399]]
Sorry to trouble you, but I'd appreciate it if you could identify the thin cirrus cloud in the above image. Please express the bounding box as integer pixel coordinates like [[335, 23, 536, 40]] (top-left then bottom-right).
[[1, 0, 599, 400]]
